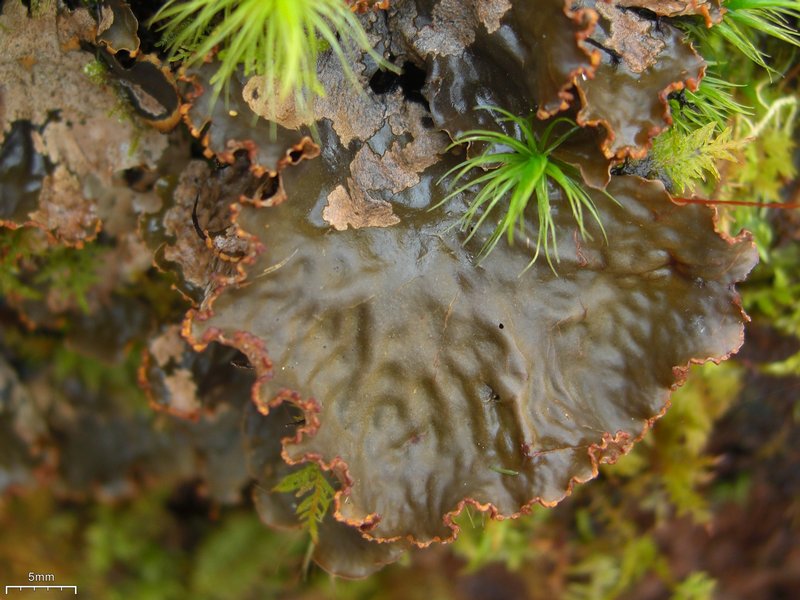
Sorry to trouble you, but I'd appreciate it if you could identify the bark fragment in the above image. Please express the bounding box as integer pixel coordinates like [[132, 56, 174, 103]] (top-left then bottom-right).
[[323, 181, 400, 231]]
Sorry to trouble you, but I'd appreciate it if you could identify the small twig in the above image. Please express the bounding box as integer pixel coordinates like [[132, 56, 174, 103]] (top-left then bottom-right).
[[192, 193, 207, 241], [672, 197, 800, 209], [490, 465, 519, 476]]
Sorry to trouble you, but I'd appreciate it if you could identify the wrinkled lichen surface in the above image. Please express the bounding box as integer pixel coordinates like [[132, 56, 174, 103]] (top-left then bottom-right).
[[0, 0, 760, 578], [190, 169, 755, 547]]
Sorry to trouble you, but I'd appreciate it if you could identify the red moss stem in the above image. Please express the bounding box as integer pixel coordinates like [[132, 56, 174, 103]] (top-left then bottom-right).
[[671, 197, 800, 210]]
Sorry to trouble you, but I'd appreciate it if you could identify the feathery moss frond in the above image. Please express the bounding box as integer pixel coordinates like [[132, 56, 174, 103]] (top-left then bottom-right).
[[273, 464, 334, 545], [152, 0, 396, 115], [436, 107, 613, 273], [733, 82, 798, 202], [652, 123, 746, 193]]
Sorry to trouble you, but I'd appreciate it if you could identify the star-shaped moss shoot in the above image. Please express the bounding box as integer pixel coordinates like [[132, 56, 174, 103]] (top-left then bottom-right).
[[152, 0, 397, 115], [438, 107, 613, 273]]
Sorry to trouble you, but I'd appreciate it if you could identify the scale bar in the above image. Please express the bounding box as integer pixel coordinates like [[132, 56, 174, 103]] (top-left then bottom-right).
[[5, 586, 77, 594]]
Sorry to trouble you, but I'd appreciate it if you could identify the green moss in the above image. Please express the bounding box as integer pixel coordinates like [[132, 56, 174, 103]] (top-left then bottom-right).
[[719, 81, 798, 257], [671, 572, 717, 600], [651, 123, 745, 194], [0, 229, 101, 314], [151, 0, 398, 114], [682, 0, 800, 74], [191, 514, 306, 599], [436, 107, 614, 272], [452, 506, 548, 573], [670, 74, 753, 134], [0, 229, 43, 301], [607, 362, 744, 523], [82, 59, 108, 86]]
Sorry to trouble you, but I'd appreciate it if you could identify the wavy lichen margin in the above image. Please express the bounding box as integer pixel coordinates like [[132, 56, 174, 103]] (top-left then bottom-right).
[[180, 174, 757, 556]]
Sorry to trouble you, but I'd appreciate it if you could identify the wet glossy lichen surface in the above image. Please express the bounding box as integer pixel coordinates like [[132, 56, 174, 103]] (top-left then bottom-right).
[[192, 165, 756, 543]]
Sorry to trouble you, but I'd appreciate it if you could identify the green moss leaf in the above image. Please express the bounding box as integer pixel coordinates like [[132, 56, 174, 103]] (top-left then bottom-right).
[[436, 107, 614, 272], [671, 571, 717, 600], [152, 0, 397, 113]]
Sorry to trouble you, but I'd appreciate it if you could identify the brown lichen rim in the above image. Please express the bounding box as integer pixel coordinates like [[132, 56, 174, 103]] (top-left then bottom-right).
[[177, 70, 319, 181], [536, 0, 603, 120], [96, 0, 141, 58], [136, 348, 194, 420], [131, 55, 181, 133], [139, 186, 268, 303], [137, 347, 227, 422], [622, 0, 724, 28], [349, 0, 390, 14], [136, 198, 267, 410], [572, 15, 708, 161], [311, 547, 405, 582], [149, 103, 319, 318], [702, 1, 726, 28], [576, 65, 705, 161], [182, 200, 264, 304], [179, 187, 757, 548], [690, 0, 725, 28], [0, 216, 102, 249]]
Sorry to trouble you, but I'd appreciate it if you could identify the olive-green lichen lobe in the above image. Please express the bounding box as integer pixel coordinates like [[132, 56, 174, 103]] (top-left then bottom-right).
[[190, 171, 756, 544]]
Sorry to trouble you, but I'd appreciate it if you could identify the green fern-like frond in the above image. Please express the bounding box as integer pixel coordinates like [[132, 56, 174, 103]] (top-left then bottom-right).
[[152, 0, 397, 114], [651, 123, 746, 193], [436, 107, 613, 273], [273, 464, 334, 545], [685, 0, 800, 73]]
